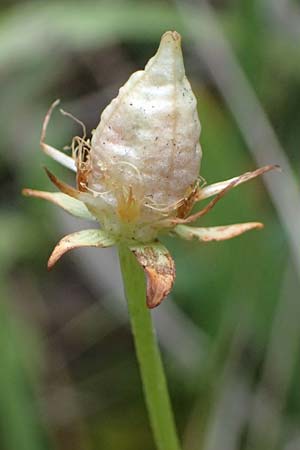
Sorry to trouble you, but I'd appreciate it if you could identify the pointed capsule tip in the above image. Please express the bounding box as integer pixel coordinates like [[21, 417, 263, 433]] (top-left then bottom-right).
[[161, 30, 181, 42], [149, 30, 184, 77], [160, 31, 182, 50]]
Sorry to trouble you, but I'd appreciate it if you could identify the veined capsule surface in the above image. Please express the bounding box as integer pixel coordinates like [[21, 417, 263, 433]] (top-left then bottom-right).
[[86, 31, 201, 241]]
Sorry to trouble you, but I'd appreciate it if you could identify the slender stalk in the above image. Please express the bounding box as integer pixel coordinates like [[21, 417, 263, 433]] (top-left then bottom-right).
[[118, 244, 181, 450]]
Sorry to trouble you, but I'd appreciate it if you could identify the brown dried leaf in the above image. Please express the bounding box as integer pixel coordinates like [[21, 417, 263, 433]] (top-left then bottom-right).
[[130, 242, 175, 308]]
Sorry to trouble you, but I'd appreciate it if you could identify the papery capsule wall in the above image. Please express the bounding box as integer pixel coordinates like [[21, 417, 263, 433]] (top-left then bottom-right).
[[88, 31, 201, 226]]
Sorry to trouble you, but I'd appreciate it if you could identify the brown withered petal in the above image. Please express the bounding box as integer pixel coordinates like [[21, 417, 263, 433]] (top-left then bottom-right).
[[196, 164, 279, 202], [130, 243, 175, 308], [172, 178, 238, 225], [174, 222, 264, 242], [171, 164, 279, 226], [44, 167, 80, 198], [48, 229, 115, 269]]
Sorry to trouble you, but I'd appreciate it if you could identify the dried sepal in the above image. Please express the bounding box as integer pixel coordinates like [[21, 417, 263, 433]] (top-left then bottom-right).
[[169, 164, 279, 226], [174, 222, 263, 242], [196, 165, 279, 202], [176, 180, 201, 219], [162, 178, 237, 227], [48, 229, 115, 269], [40, 100, 77, 172], [172, 179, 238, 225], [44, 167, 80, 199], [22, 189, 95, 221], [129, 242, 175, 308], [41, 169, 116, 233]]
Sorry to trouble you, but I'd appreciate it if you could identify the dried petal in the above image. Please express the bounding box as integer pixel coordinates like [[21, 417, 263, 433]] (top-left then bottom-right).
[[45, 168, 80, 198], [22, 189, 95, 220], [40, 100, 77, 172], [170, 164, 279, 225], [48, 229, 115, 269], [174, 222, 264, 242], [130, 242, 175, 308], [196, 165, 279, 201], [172, 179, 238, 225]]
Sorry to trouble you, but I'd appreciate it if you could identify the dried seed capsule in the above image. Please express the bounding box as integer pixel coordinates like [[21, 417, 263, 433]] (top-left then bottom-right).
[[23, 31, 277, 306], [86, 31, 201, 241]]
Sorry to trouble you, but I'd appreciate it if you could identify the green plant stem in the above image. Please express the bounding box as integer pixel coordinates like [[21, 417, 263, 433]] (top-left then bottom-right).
[[118, 244, 181, 450]]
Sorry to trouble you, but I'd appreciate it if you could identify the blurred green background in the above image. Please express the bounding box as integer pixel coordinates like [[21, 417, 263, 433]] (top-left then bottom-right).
[[1, 1, 300, 449]]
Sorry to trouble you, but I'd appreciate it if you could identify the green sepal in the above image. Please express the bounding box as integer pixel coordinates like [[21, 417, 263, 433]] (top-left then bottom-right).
[[174, 222, 263, 242], [48, 229, 115, 269], [23, 189, 96, 221]]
